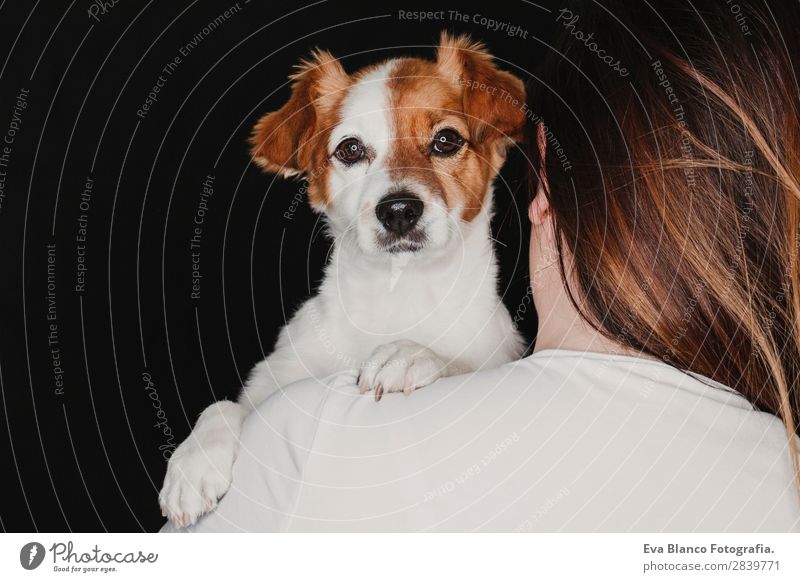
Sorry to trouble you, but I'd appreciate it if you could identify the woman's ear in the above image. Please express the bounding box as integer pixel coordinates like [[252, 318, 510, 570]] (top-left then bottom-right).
[[529, 121, 550, 225], [529, 185, 550, 225]]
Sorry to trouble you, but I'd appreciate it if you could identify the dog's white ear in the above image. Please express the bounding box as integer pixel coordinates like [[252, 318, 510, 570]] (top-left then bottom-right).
[[249, 50, 350, 177], [436, 32, 526, 144]]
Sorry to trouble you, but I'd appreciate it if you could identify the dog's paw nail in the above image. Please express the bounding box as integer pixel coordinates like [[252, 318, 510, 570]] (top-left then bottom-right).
[[375, 385, 384, 402]]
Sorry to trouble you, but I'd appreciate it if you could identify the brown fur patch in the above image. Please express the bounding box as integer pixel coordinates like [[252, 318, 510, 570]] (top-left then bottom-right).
[[384, 34, 526, 221], [436, 33, 526, 143], [248, 49, 350, 208]]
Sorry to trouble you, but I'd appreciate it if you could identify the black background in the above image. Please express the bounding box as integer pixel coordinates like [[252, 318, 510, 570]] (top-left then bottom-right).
[[0, 0, 555, 532]]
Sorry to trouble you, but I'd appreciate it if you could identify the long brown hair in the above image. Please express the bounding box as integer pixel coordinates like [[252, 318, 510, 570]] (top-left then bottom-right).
[[529, 1, 800, 474]]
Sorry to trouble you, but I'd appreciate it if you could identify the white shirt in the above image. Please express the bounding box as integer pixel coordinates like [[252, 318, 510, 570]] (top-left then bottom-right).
[[164, 350, 800, 532]]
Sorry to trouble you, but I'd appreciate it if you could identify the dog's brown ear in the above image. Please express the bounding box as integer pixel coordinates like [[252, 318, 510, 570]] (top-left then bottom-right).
[[249, 50, 350, 177], [436, 32, 526, 145]]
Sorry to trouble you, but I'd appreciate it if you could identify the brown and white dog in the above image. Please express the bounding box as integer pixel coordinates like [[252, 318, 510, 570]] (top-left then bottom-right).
[[159, 33, 527, 527]]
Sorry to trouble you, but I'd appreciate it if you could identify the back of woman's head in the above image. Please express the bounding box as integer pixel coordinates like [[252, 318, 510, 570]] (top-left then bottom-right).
[[529, 1, 800, 453]]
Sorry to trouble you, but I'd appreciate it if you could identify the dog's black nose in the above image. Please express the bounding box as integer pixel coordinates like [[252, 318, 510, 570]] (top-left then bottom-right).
[[375, 192, 423, 235]]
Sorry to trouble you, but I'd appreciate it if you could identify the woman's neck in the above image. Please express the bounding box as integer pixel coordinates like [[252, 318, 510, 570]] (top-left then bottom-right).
[[530, 231, 647, 359], [533, 292, 630, 355]]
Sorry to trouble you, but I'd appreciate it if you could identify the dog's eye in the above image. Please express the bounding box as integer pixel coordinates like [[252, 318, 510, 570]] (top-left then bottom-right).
[[431, 128, 464, 156], [334, 138, 366, 164]]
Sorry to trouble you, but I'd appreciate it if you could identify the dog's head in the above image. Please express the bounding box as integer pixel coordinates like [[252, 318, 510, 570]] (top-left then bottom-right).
[[250, 33, 526, 257]]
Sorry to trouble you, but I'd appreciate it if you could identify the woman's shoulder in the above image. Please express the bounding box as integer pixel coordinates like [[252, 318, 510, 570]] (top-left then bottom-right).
[[188, 351, 798, 532], [266, 349, 760, 433], [263, 352, 798, 532]]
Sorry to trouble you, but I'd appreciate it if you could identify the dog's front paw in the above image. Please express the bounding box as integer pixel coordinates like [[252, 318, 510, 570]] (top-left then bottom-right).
[[358, 340, 446, 401], [158, 436, 237, 528]]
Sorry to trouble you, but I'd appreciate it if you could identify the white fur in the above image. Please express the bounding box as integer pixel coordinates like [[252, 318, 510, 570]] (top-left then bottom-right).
[[326, 62, 394, 247], [159, 59, 524, 527]]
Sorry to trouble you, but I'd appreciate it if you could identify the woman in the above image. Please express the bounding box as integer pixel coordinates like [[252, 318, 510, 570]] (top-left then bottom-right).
[[164, 0, 800, 531]]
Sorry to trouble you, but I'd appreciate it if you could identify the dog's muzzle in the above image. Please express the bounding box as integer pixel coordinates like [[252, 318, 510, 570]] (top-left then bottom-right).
[[375, 192, 427, 252], [375, 192, 422, 235]]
